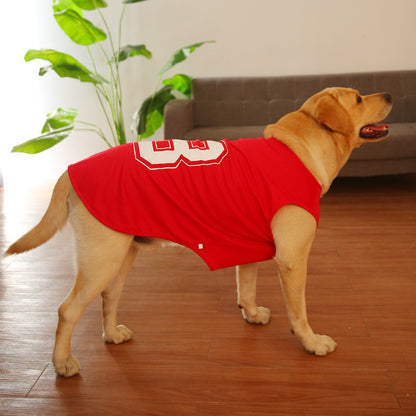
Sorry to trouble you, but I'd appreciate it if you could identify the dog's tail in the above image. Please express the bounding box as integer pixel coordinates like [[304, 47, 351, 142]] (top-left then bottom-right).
[[4, 171, 71, 256]]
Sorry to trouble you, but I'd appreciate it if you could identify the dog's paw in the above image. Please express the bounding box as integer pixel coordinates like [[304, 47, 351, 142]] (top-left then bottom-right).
[[241, 306, 271, 325], [103, 324, 133, 344], [304, 334, 337, 356], [54, 354, 81, 377]]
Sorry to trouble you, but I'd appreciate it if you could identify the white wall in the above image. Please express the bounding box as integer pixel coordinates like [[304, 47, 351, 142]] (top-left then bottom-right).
[[2, 0, 416, 186]]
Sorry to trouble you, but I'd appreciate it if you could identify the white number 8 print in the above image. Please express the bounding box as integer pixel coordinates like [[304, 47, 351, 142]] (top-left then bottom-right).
[[133, 139, 229, 170]]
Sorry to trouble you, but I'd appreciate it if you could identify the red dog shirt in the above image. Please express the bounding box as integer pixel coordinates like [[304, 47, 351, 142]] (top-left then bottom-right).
[[68, 138, 321, 270]]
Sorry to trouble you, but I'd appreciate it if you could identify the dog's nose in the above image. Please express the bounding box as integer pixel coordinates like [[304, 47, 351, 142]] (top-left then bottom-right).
[[384, 93, 392, 104]]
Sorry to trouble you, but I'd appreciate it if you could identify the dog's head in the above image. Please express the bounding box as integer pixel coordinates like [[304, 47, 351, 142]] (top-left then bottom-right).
[[264, 87, 393, 191], [301, 87, 392, 147]]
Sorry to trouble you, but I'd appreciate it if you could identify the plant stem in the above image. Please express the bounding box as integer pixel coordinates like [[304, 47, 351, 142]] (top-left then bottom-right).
[[116, 5, 127, 144], [95, 2, 126, 145], [74, 127, 112, 148], [76, 120, 111, 147], [86, 46, 117, 145]]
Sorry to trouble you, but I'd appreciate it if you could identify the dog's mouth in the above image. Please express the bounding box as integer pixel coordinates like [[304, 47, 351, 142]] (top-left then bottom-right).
[[359, 123, 389, 139]]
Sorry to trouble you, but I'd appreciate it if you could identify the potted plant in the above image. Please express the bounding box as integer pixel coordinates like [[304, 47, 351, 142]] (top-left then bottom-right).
[[12, 0, 214, 154]]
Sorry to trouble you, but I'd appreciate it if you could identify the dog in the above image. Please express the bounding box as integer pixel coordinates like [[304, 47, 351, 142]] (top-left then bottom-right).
[[5, 87, 392, 377]]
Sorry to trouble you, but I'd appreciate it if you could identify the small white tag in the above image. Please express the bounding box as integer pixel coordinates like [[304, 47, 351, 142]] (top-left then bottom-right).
[[198, 243, 204, 250]]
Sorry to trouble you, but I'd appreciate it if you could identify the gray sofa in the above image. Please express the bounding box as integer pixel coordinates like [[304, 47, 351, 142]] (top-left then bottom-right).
[[164, 70, 416, 176]]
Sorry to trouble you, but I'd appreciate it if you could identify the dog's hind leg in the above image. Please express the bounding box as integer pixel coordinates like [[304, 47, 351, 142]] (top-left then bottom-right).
[[53, 230, 134, 377], [52, 193, 135, 377], [236, 263, 271, 325], [102, 243, 139, 344]]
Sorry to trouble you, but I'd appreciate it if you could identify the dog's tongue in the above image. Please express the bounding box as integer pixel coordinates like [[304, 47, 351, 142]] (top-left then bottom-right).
[[369, 124, 388, 132], [360, 123, 389, 139]]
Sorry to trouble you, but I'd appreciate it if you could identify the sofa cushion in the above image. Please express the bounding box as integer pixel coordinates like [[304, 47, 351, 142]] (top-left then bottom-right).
[[184, 125, 264, 141], [192, 71, 416, 128]]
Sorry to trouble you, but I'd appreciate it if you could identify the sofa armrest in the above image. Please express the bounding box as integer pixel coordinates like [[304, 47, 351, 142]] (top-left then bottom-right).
[[164, 99, 194, 139]]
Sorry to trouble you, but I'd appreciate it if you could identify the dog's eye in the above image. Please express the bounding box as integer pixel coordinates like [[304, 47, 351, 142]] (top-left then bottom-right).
[[356, 95, 363, 104]]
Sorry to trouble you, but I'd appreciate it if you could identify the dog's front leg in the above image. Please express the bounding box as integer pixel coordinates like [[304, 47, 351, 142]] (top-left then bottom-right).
[[272, 205, 337, 356], [236, 263, 271, 325]]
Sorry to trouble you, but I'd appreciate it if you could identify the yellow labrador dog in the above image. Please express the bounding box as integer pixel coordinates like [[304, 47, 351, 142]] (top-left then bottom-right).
[[5, 87, 392, 377]]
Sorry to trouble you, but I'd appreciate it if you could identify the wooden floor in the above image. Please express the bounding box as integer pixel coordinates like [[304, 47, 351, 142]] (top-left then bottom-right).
[[0, 174, 415, 415]]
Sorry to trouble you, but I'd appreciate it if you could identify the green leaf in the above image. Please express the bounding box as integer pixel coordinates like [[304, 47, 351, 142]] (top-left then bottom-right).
[[12, 126, 74, 154], [163, 74, 192, 99], [54, 9, 107, 45], [12, 108, 79, 154], [41, 108, 79, 133], [115, 44, 152, 62], [137, 85, 175, 137], [122, 0, 148, 4], [72, 0, 107, 10], [159, 40, 215, 75], [53, 0, 83, 14], [25, 49, 106, 84], [141, 109, 164, 139]]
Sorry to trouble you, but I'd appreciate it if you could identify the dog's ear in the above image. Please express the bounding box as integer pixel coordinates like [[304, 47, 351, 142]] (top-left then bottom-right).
[[313, 91, 353, 135]]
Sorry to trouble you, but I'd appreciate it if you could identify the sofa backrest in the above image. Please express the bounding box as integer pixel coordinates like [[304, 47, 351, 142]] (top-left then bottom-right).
[[192, 70, 416, 127]]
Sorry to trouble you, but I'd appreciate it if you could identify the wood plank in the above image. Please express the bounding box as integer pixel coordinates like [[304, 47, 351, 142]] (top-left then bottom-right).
[[0, 397, 197, 416], [197, 403, 411, 416], [387, 370, 416, 409], [29, 363, 398, 410]]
